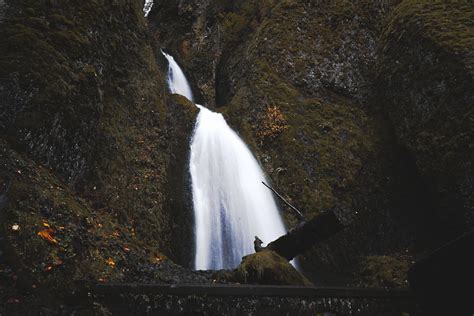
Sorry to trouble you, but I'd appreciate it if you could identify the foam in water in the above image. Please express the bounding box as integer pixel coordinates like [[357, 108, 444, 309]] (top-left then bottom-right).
[[162, 52, 287, 270]]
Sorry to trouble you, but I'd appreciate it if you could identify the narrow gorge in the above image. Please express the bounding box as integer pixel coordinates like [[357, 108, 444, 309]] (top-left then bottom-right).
[[0, 0, 472, 314]]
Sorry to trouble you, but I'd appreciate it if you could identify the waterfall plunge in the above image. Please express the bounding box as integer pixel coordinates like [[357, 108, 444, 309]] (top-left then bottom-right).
[[143, 0, 154, 17], [162, 51, 194, 101], [162, 52, 287, 270]]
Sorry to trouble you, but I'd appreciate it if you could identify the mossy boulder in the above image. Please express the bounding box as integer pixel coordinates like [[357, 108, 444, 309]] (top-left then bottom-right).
[[235, 250, 312, 286]]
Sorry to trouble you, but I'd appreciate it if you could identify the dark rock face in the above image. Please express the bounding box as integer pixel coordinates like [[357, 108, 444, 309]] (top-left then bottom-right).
[[377, 0, 474, 244], [0, 0, 202, 312], [162, 95, 199, 267], [218, 1, 412, 285], [149, 0, 223, 106]]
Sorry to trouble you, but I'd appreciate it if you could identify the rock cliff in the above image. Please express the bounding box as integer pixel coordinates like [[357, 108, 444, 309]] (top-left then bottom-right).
[[0, 0, 203, 312], [149, 0, 473, 285], [1, 0, 472, 312]]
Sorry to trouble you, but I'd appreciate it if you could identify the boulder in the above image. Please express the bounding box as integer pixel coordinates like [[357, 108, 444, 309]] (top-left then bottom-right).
[[235, 250, 312, 286]]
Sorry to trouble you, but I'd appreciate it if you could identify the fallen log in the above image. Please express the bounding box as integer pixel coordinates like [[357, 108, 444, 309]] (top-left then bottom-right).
[[266, 209, 346, 261]]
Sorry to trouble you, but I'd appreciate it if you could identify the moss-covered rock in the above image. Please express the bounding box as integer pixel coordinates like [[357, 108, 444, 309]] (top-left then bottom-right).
[[235, 250, 312, 286], [162, 94, 199, 267], [218, 1, 411, 284], [0, 0, 204, 312], [354, 255, 411, 288], [0, 139, 209, 312]]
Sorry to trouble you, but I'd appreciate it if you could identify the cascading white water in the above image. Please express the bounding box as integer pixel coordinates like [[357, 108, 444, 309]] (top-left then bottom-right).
[[143, 0, 154, 17], [189, 107, 288, 269], [162, 52, 287, 270], [162, 51, 194, 101]]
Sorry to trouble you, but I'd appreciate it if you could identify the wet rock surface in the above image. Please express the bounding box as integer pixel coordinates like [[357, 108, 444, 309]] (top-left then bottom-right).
[[97, 292, 416, 315]]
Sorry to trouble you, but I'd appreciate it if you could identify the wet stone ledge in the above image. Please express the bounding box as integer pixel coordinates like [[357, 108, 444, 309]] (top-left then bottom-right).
[[82, 283, 418, 315]]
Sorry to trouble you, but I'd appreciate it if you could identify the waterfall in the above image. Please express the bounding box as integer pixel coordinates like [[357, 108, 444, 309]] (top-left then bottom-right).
[[161, 51, 194, 101], [162, 52, 287, 270], [143, 0, 154, 17]]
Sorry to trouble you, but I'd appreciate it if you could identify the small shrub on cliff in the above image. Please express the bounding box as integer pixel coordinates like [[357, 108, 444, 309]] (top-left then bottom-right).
[[255, 105, 289, 142]]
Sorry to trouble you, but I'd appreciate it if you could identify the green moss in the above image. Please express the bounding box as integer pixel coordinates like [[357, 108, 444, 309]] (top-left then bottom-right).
[[0, 0, 199, 305], [382, 0, 474, 71], [0, 136, 195, 298], [217, 0, 276, 47], [355, 255, 411, 288], [25, 17, 49, 30], [235, 250, 312, 286], [224, 51, 377, 224], [49, 30, 89, 55], [48, 14, 76, 27]]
